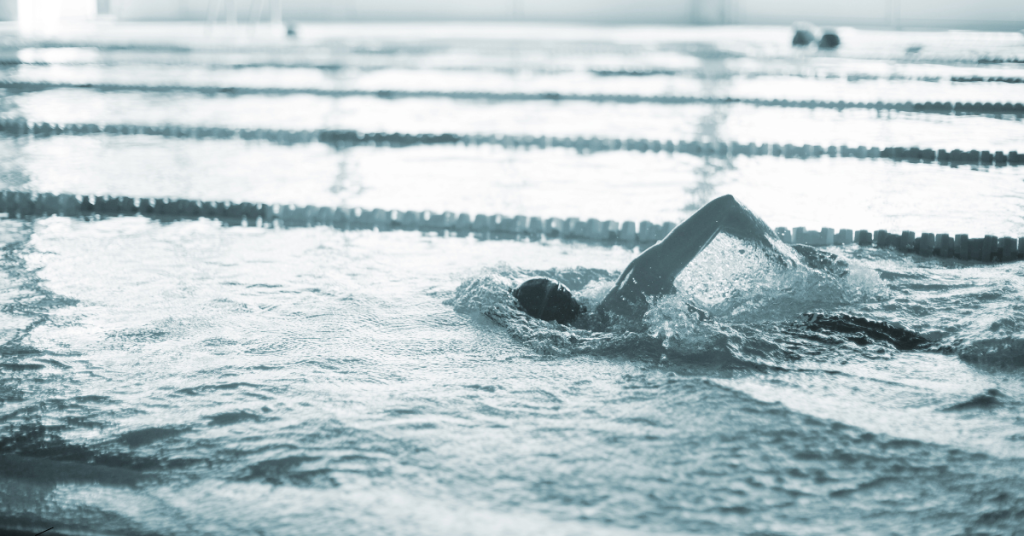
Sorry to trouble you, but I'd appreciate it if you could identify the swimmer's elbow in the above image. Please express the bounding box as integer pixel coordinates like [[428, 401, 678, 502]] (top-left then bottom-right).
[[704, 194, 747, 219], [708, 194, 737, 207]]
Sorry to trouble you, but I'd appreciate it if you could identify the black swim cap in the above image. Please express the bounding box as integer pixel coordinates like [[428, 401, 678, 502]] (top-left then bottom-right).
[[512, 277, 583, 324]]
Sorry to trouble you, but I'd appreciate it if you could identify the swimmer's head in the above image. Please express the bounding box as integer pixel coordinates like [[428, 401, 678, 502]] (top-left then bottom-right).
[[512, 277, 584, 324]]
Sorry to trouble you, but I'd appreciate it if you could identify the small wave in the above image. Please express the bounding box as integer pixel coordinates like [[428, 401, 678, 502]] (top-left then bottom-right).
[[803, 313, 930, 351], [957, 336, 1024, 368], [0, 453, 142, 486], [174, 381, 264, 396], [0, 422, 160, 473], [117, 426, 190, 447], [0, 362, 45, 371], [942, 389, 1004, 411], [241, 455, 336, 487], [206, 411, 265, 426]]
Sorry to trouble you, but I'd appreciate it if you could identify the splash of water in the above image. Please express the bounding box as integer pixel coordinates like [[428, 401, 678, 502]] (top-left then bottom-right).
[[448, 237, 889, 364]]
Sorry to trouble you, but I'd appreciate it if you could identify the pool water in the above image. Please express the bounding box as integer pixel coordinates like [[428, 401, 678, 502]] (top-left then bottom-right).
[[0, 22, 1023, 536]]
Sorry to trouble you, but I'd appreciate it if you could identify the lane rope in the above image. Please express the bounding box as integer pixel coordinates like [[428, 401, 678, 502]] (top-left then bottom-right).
[[1, 190, 1019, 262], [1, 118, 1020, 168], [1, 80, 1022, 117]]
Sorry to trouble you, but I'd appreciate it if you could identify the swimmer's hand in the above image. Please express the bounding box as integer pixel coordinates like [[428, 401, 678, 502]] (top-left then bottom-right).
[[686, 302, 712, 322], [790, 244, 850, 276]]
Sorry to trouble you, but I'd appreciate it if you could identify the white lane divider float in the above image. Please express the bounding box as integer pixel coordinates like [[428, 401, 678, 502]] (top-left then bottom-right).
[[0, 190, 1020, 262]]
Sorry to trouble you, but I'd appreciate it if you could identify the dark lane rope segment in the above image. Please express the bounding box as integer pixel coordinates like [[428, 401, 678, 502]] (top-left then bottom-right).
[[0, 80, 1021, 117], [1, 118, 1020, 168], [951, 76, 1024, 84], [1, 190, 1020, 263]]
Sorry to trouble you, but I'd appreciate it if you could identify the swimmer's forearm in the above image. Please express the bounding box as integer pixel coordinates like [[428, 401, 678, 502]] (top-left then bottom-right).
[[718, 197, 777, 248], [602, 195, 783, 316], [649, 196, 780, 275], [653, 195, 735, 273]]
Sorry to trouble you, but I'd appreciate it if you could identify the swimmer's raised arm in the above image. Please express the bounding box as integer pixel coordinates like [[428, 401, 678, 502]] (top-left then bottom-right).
[[599, 195, 785, 317], [512, 195, 787, 324]]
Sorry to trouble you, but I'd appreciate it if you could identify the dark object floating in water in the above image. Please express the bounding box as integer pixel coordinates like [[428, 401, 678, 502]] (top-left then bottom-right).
[[819, 30, 840, 49], [941, 389, 1003, 411], [286, 23, 297, 38], [793, 29, 815, 47], [803, 313, 929, 351]]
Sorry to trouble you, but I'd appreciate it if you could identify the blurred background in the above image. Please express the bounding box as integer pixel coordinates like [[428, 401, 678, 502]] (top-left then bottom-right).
[[1, 0, 1022, 30], [0, 0, 1020, 234]]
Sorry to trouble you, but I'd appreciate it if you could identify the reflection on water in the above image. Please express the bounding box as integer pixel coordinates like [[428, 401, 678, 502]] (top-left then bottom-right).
[[328, 153, 362, 202], [686, 52, 732, 211]]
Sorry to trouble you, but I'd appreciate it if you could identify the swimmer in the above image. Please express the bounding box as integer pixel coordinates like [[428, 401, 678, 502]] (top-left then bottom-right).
[[513, 195, 794, 324]]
